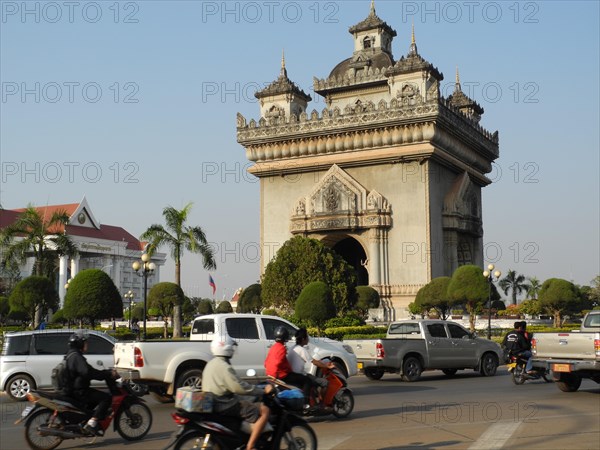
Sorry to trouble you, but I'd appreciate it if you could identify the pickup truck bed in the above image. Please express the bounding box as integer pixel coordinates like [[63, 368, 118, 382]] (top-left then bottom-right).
[[532, 314, 600, 392]]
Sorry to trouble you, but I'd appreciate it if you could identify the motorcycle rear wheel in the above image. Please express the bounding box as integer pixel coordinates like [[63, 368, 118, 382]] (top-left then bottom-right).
[[116, 402, 153, 441], [511, 366, 526, 385], [24, 409, 63, 450], [174, 431, 223, 450], [279, 423, 317, 450]]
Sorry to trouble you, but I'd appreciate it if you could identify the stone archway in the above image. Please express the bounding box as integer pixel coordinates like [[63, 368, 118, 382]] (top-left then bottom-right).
[[332, 237, 369, 285]]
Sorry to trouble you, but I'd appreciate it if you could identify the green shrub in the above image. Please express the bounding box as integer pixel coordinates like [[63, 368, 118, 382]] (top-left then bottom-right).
[[295, 281, 336, 329], [324, 314, 364, 328]]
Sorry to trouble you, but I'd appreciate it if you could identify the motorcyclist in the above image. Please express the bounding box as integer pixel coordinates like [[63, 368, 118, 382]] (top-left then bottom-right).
[[502, 321, 534, 374], [264, 326, 311, 393], [202, 335, 273, 450], [64, 331, 118, 436], [287, 327, 334, 404]]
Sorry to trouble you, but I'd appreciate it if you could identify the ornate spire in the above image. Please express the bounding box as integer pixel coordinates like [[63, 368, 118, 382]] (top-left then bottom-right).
[[448, 68, 484, 122], [280, 49, 287, 78], [409, 22, 418, 55], [255, 53, 311, 101], [348, 0, 396, 36], [455, 66, 461, 91]]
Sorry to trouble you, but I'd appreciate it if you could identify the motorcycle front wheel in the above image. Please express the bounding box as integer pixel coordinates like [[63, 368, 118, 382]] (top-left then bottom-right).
[[332, 389, 354, 418], [279, 423, 317, 450], [24, 409, 63, 450], [116, 402, 153, 441], [174, 431, 223, 450]]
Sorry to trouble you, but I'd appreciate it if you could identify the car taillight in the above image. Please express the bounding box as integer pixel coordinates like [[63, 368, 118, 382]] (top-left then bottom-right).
[[134, 347, 144, 367], [376, 342, 385, 359], [171, 413, 189, 425], [531, 338, 537, 356], [595, 339, 600, 357]]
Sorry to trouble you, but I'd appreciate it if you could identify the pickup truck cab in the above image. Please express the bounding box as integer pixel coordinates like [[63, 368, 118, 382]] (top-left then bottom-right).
[[114, 313, 357, 397], [345, 319, 502, 382], [532, 310, 600, 392]]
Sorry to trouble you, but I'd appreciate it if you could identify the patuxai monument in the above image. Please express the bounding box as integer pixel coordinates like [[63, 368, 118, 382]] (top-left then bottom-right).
[[236, 1, 499, 319]]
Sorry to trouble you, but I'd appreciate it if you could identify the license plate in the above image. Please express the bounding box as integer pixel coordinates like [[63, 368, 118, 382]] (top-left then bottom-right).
[[552, 363, 571, 372], [357, 362, 363, 370], [21, 406, 34, 418]]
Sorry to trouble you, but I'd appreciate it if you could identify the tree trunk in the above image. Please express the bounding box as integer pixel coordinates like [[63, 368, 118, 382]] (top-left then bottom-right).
[[163, 320, 169, 339], [173, 261, 183, 338]]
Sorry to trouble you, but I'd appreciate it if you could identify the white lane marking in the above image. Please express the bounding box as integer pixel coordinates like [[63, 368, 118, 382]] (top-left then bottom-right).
[[318, 435, 352, 450], [469, 421, 522, 450]]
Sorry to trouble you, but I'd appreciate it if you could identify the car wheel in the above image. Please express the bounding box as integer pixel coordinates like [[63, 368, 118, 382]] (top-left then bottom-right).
[[364, 368, 385, 380], [556, 373, 582, 392], [479, 352, 499, 377], [402, 357, 422, 382], [7, 374, 35, 401], [176, 368, 204, 390]]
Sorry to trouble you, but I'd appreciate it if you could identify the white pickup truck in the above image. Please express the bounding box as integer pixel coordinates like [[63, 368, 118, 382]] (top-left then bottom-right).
[[114, 313, 357, 398], [532, 310, 600, 392]]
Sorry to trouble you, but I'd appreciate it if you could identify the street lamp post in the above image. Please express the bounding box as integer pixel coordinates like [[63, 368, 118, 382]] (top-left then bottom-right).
[[483, 263, 502, 340], [132, 253, 156, 340], [124, 290, 134, 329]]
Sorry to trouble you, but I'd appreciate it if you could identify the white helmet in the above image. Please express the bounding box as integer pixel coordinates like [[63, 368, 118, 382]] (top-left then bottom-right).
[[210, 335, 237, 358]]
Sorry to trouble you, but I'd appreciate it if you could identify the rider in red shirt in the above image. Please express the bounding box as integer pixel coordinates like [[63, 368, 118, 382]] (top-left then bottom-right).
[[265, 327, 310, 392]]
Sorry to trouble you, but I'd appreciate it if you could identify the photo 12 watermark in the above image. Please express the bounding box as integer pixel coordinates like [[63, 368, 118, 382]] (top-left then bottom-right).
[[1, 161, 141, 184], [1, 1, 140, 24], [400, 2, 540, 24], [200, 1, 340, 24], [399, 401, 539, 424], [2, 82, 140, 104], [441, 81, 540, 105]]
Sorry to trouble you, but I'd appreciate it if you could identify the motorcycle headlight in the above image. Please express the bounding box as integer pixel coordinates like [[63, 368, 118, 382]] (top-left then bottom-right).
[[342, 344, 354, 354]]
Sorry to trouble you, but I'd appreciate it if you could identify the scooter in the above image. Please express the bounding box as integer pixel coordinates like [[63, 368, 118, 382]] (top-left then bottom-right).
[[300, 365, 354, 418], [17, 377, 152, 450], [507, 354, 552, 385], [163, 385, 317, 450]]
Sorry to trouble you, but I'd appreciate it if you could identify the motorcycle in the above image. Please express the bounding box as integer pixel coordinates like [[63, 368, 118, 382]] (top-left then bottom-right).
[[163, 384, 317, 450], [507, 354, 552, 385], [17, 377, 153, 450], [290, 365, 354, 419]]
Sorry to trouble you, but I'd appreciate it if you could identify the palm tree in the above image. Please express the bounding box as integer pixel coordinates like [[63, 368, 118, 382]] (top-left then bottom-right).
[[524, 276, 542, 300], [140, 202, 216, 338], [499, 269, 527, 306], [0, 205, 77, 325], [0, 205, 77, 277]]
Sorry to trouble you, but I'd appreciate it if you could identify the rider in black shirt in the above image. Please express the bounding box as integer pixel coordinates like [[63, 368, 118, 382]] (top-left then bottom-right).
[[64, 331, 117, 436], [502, 321, 534, 373]]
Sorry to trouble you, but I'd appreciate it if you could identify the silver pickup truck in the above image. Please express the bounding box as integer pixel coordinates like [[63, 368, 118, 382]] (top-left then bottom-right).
[[344, 319, 502, 382], [532, 310, 600, 392]]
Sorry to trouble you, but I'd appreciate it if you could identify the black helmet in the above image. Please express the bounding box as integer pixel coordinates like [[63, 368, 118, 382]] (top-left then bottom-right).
[[274, 326, 290, 343], [69, 331, 88, 350]]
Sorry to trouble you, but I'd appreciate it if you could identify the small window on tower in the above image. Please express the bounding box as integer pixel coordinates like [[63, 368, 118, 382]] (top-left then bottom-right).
[[363, 36, 372, 49]]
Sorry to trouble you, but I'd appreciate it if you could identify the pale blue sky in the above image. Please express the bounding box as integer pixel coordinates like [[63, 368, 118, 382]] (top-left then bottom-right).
[[1, 1, 599, 299]]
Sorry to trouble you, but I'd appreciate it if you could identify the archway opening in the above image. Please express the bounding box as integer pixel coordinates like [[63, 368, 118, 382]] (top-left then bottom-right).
[[332, 237, 369, 286]]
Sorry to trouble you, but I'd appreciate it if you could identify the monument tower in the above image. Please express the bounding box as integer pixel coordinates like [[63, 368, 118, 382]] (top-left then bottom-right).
[[237, 2, 499, 318]]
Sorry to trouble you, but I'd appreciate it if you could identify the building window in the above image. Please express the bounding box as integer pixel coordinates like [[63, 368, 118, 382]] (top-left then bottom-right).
[[363, 36, 372, 49], [457, 240, 472, 266]]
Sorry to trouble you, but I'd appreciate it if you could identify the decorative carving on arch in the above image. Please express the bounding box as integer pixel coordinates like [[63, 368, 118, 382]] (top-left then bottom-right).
[[443, 171, 482, 236], [290, 165, 392, 233]]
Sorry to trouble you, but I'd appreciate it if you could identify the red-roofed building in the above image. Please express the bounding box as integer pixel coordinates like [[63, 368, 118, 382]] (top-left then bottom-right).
[[1, 197, 166, 307]]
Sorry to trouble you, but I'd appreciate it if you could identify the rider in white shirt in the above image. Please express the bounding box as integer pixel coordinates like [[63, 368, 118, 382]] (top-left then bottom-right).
[[287, 328, 334, 403]]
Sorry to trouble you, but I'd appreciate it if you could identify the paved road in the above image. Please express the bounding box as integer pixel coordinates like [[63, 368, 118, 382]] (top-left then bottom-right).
[[1, 368, 598, 449]]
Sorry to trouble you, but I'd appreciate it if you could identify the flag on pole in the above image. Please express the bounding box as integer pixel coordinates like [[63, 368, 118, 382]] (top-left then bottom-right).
[[209, 275, 216, 295]]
